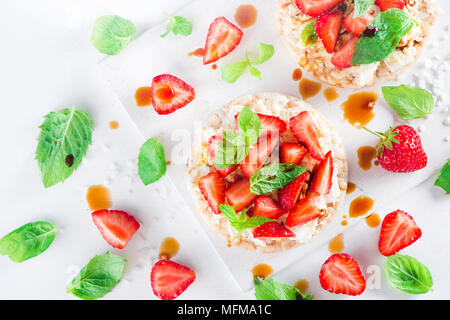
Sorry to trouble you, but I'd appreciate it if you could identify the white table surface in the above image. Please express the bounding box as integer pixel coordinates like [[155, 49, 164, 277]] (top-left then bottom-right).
[[0, 0, 449, 300]]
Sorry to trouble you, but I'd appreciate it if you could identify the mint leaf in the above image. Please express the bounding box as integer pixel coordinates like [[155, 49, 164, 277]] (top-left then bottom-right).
[[254, 43, 275, 65], [301, 21, 318, 47], [221, 61, 248, 84], [67, 252, 127, 300], [138, 137, 166, 185], [434, 159, 450, 194], [91, 15, 136, 56], [36, 107, 93, 188], [250, 163, 307, 195], [384, 254, 433, 294], [254, 276, 313, 300], [238, 105, 261, 141], [354, 0, 375, 17], [382, 85, 434, 120], [161, 12, 193, 38], [0, 222, 57, 263], [352, 9, 414, 65]]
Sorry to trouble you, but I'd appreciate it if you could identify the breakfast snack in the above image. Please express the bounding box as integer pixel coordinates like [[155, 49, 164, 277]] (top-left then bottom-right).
[[188, 93, 347, 253], [276, 0, 436, 88]]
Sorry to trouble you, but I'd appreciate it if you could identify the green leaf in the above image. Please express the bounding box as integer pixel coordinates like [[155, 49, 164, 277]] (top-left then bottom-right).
[[384, 254, 433, 295], [434, 159, 450, 194], [354, 0, 375, 17], [382, 85, 434, 120], [254, 43, 275, 65], [221, 61, 249, 83], [91, 15, 136, 56], [161, 13, 193, 38], [250, 163, 307, 195], [0, 222, 57, 263], [67, 252, 127, 300], [35, 107, 93, 188], [138, 137, 167, 185], [301, 21, 318, 47], [238, 105, 261, 141], [254, 277, 313, 300], [352, 9, 414, 65]]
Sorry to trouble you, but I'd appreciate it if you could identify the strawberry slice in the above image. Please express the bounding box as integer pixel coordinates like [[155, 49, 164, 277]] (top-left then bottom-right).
[[378, 210, 422, 256], [203, 17, 243, 65], [280, 143, 308, 165], [375, 0, 405, 11], [343, 10, 374, 36], [289, 111, 323, 160], [240, 135, 279, 179], [234, 113, 287, 136], [320, 253, 366, 296], [207, 135, 238, 177], [253, 221, 296, 238], [315, 11, 344, 54], [278, 171, 310, 210], [331, 36, 359, 69], [199, 172, 226, 214], [285, 197, 321, 227], [310, 151, 333, 195], [92, 209, 140, 249], [225, 179, 257, 212], [151, 74, 195, 115], [295, 0, 345, 17], [252, 196, 287, 219], [151, 259, 196, 300]]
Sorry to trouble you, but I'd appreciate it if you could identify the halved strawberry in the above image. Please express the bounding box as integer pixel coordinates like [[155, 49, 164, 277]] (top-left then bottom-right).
[[319, 253, 366, 296], [207, 135, 238, 177], [278, 171, 310, 210], [343, 10, 374, 36], [285, 197, 321, 227], [280, 143, 308, 165], [378, 210, 422, 256], [252, 196, 287, 219], [331, 36, 359, 69], [92, 209, 140, 249], [253, 221, 296, 238], [289, 111, 323, 160], [151, 259, 196, 300], [375, 0, 405, 12], [240, 135, 279, 179], [225, 179, 257, 212], [234, 113, 287, 135], [315, 11, 344, 54], [310, 151, 333, 195], [151, 74, 195, 115], [203, 17, 243, 65], [295, 0, 345, 17], [199, 172, 226, 214]]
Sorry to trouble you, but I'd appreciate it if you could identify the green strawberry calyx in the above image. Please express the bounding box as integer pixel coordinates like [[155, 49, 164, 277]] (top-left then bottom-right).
[[362, 127, 400, 158]]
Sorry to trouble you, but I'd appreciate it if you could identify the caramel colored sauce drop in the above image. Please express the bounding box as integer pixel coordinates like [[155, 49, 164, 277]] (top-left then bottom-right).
[[341, 92, 377, 128], [346, 181, 356, 194], [294, 279, 309, 294], [159, 237, 180, 260], [252, 264, 273, 279], [234, 4, 258, 28], [292, 68, 303, 81], [357, 145, 377, 171], [299, 78, 322, 100], [323, 87, 339, 102], [109, 121, 119, 130], [155, 85, 175, 104], [86, 185, 112, 211], [188, 48, 205, 57], [211, 64, 218, 70], [135, 86, 152, 107], [349, 196, 374, 218], [328, 233, 344, 253], [341, 220, 348, 226], [366, 213, 381, 228]]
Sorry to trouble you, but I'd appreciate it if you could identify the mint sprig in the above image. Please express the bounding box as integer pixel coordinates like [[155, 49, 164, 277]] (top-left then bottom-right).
[[161, 12, 193, 38], [138, 136, 167, 185], [254, 276, 313, 300], [250, 163, 307, 195], [91, 15, 136, 55], [434, 159, 450, 194]]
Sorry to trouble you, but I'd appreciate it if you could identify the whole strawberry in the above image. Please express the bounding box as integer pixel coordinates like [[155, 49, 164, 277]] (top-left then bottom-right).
[[363, 125, 427, 173]]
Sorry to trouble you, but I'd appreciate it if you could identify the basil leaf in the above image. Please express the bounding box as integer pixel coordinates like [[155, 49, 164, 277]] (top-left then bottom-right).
[[382, 85, 434, 120], [384, 254, 433, 294], [352, 9, 414, 65], [138, 137, 167, 185], [354, 0, 375, 17], [254, 276, 313, 300], [35, 107, 93, 188], [255, 43, 275, 65], [250, 163, 307, 195], [434, 159, 450, 194], [67, 252, 127, 300], [0, 222, 57, 263], [221, 61, 249, 84], [91, 15, 136, 56], [301, 21, 318, 47], [161, 12, 193, 38]]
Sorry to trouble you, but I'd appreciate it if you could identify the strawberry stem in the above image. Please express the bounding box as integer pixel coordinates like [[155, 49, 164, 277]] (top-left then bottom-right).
[[362, 127, 385, 141]]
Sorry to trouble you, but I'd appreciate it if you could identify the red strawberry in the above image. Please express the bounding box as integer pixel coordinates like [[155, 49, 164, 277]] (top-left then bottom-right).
[[240, 135, 279, 179], [376, 0, 405, 12], [92, 210, 140, 249], [278, 172, 310, 210], [343, 10, 374, 36], [199, 172, 226, 214], [225, 179, 257, 212], [252, 196, 287, 219], [151, 74, 195, 115], [295, 0, 345, 17], [280, 143, 308, 165], [319, 253, 366, 296], [378, 210, 422, 256], [203, 17, 243, 65], [207, 135, 238, 177], [310, 150, 333, 195], [289, 111, 323, 160], [315, 11, 344, 54], [285, 197, 321, 227], [364, 125, 428, 173], [234, 113, 287, 135], [151, 259, 196, 300], [331, 36, 359, 69], [253, 221, 296, 238]]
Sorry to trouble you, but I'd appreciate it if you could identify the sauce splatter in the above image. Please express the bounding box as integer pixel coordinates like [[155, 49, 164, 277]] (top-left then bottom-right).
[[294, 279, 309, 294], [341, 220, 348, 226], [155, 85, 175, 104], [346, 181, 356, 194], [188, 48, 205, 57], [65, 154, 74, 167], [251, 264, 273, 279], [299, 78, 322, 100], [357, 145, 377, 171], [109, 121, 119, 130], [86, 185, 112, 211], [349, 196, 374, 218], [234, 4, 258, 29], [323, 87, 339, 102], [292, 68, 303, 81], [211, 64, 217, 70], [328, 233, 344, 253], [159, 237, 180, 260], [365, 213, 381, 228], [135, 86, 152, 107], [341, 92, 377, 128]]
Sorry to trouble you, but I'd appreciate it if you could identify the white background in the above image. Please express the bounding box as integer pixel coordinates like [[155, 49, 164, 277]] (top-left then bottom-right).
[[0, 0, 449, 300]]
